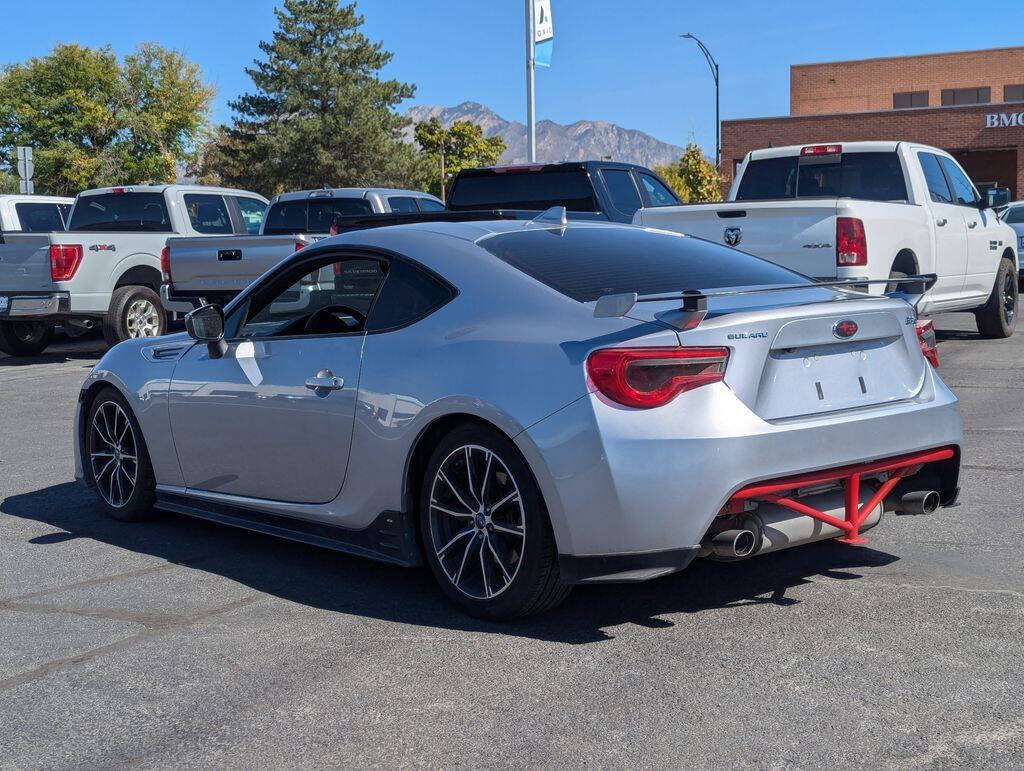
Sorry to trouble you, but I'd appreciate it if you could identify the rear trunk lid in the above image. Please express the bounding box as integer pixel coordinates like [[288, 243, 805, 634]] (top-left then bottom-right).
[[0, 234, 53, 293], [635, 200, 841, 279], [628, 289, 926, 420]]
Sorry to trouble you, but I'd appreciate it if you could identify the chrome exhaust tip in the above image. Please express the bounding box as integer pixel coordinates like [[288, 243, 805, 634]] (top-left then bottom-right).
[[897, 490, 940, 516], [708, 528, 757, 559]]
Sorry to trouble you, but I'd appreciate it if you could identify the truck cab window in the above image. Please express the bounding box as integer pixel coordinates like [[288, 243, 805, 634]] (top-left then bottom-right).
[[184, 194, 233, 234], [637, 173, 679, 206], [918, 154, 954, 204], [233, 196, 267, 235], [601, 169, 642, 216], [938, 157, 980, 207]]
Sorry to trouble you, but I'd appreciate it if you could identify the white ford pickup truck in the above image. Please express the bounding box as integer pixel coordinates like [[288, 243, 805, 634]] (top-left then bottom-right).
[[0, 184, 266, 356], [0, 194, 73, 233], [634, 142, 1019, 338]]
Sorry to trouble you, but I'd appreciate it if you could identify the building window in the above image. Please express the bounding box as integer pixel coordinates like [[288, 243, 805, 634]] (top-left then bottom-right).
[[1005, 84, 1024, 103], [893, 91, 928, 109], [941, 87, 991, 106]]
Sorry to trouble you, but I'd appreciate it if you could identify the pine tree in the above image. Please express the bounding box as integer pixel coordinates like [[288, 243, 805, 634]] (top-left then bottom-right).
[[210, 0, 426, 195]]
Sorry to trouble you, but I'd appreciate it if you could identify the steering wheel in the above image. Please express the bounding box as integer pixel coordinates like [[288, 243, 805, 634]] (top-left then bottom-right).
[[303, 305, 366, 334]]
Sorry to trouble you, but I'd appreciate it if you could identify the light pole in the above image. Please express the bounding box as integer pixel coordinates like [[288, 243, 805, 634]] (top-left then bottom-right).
[[681, 33, 719, 168]]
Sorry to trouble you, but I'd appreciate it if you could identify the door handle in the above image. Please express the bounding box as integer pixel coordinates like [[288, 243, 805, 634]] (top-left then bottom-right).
[[305, 369, 344, 392], [218, 249, 242, 261], [967, 221, 977, 229], [936, 218, 947, 226]]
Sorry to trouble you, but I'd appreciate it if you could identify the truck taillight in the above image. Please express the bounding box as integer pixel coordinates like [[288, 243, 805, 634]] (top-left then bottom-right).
[[915, 319, 939, 368], [586, 346, 729, 408], [160, 245, 171, 282], [836, 217, 867, 266], [50, 244, 83, 281], [294, 241, 306, 252]]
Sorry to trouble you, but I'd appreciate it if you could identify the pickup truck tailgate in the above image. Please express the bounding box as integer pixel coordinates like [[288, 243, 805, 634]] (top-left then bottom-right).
[[0, 234, 52, 292], [167, 234, 311, 295], [636, 201, 842, 278]]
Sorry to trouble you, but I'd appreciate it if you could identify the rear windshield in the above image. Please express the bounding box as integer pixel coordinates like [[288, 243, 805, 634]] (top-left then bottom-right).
[[14, 202, 67, 232], [736, 152, 908, 202], [263, 197, 374, 234], [480, 225, 807, 302], [448, 170, 598, 212], [69, 192, 172, 232]]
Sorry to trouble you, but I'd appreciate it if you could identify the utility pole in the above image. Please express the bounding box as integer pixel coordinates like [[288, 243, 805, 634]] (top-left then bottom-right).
[[681, 33, 720, 168], [525, 0, 536, 162]]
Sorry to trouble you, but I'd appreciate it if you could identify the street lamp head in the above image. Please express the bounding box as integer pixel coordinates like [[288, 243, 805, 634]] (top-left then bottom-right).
[[681, 33, 693, 39]]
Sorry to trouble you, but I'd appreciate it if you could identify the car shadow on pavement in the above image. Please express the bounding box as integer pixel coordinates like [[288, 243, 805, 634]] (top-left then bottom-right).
[[3, 482, 899, 645]]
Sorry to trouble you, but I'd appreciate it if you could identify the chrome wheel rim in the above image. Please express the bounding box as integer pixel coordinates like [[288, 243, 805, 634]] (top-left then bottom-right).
[[428, 444, 526, 600], [89, 401, 138, 508], [1002, 272, 1016, 325], [125, 298, 161, 338]]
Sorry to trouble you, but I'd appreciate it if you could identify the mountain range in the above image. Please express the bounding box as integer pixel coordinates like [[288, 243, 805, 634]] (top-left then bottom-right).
[[401, 101, 686, 168]]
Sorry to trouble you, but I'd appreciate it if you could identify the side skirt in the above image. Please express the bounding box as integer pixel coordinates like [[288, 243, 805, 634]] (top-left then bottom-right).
[[154, 491, 422, 568]]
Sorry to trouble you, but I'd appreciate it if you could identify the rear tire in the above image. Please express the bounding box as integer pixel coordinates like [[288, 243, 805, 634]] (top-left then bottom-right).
[[85, 387, 156, 522], [0, 320, 53, 356], [103, 285, 166, 347], [419, 424, 571, 620], [975, 258, 1017, 339]]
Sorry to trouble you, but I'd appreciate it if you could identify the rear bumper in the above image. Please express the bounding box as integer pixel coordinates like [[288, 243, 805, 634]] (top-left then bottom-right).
[[0, 291, 69, 319], [519, 364, 961, 563], [160, 284, 200, 313]]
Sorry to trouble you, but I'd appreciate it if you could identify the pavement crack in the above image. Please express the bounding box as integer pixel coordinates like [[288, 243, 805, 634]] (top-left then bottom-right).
[[0, 595, 260, 693]]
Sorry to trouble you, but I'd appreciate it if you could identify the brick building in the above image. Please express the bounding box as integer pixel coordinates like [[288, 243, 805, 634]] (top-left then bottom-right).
[[721, 46, 1024, 198]]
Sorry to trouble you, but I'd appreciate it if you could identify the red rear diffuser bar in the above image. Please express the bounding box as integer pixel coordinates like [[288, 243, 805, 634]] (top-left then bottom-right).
[[727, 446, 955, 545]]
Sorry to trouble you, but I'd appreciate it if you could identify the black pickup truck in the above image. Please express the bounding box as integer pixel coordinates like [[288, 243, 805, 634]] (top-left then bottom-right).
[[445, 161, 682, 223]]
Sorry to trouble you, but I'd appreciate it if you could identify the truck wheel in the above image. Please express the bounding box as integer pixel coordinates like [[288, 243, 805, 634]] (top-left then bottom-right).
[[103, 286, 167, 347], [975, 258, 1018, 339], [0, 320, 54, 356]]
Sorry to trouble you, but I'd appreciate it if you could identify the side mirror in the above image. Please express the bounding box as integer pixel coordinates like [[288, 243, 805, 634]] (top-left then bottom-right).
[[185, 304, 227, 358], [986, 187, 1010, 209]]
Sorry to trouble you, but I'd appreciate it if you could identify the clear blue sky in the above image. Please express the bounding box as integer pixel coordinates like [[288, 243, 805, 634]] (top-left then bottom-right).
[[4, 0, 1023, 155]]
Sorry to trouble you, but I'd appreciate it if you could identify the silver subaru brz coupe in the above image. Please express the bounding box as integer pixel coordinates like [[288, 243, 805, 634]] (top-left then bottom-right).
[[74, 215, 961, 619]]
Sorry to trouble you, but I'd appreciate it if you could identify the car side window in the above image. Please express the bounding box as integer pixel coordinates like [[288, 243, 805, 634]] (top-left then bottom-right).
[[602, 169, 642, 216], [938, 157, 980, 207], [184, 194, 233, 234], [365, 259, 454, 332], [232, 196, 266, 235], [918, 153, 953, 204], [14, 202, 65, 232], [237, 255, 386, 339], [637, 173, 679, 206], [417, 198, 446, 212], [388, 196, 420, 213]]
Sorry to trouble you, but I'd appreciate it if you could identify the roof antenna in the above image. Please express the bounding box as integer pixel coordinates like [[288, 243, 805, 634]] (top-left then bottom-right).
[[531, 205, 568, 226]]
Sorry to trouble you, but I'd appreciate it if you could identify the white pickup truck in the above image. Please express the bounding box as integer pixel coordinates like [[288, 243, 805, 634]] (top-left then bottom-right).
[[161, 187, 444, 311], [0, 184, 266, 356], [635, 142, 1019, 338]]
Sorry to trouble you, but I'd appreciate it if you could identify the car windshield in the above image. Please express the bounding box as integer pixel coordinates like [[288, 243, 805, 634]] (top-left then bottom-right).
[[480, 225, 809, 302], [1003, 205, 1024, 224], [736, 152, 908, 202], [448, 170, 598, 212], [68, 192, 172, 232], [263, 197, 374, 234]]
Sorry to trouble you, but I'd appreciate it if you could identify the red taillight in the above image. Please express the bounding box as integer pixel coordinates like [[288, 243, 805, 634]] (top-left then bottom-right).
[[111, 187, 127, 195], [294, 240, 305, 252], [586, 346, 729, 408], [160, 245, 171, 283], [916, 319, 939, 368], [49, 244, 83, 281], [836, 217, 867, 266], [801, 144, 841, 156]]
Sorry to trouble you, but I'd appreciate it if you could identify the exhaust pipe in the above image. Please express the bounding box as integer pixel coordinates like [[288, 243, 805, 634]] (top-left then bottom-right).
[[895, 490, 940, 516], [707, 528, 758, 559]]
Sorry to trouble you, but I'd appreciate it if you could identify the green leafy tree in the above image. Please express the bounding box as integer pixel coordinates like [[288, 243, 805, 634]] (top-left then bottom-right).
[[208, 0, 426, 196], [414, 117, 506, 199], [655, 143, 722, 203], [0, 43, 213, 195]]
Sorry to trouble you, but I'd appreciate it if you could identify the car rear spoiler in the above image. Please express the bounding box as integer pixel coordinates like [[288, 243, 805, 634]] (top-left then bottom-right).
[[593, 274, 938, 318]]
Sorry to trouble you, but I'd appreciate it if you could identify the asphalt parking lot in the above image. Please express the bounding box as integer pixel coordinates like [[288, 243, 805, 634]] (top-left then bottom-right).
[[1, 312, 1022, 768]]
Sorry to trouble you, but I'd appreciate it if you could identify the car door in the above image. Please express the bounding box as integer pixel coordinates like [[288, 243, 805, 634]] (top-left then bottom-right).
[[938, 155, 998, 298], [167, 251, 386, 504], [917, 152, 968, 301]]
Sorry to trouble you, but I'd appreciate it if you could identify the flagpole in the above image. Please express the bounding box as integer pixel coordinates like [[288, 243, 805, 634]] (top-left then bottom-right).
[[525, 0, 536, 162]]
